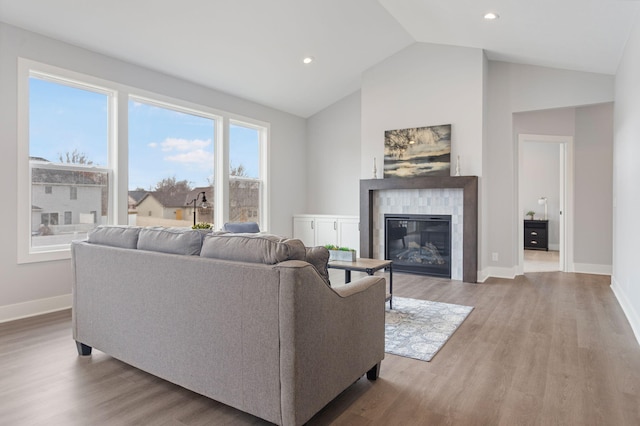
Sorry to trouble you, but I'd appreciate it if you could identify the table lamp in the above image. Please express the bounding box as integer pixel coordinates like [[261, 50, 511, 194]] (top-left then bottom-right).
[[538, 197, 548, 220]]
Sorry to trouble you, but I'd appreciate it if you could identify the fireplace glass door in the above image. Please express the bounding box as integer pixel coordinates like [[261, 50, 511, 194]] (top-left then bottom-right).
[[385, 214, 451, 278]]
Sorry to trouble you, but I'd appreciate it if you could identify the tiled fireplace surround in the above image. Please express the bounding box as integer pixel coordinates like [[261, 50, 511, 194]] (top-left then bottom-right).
[[360, 176, 478, 283], [374, 189, 463, 280]]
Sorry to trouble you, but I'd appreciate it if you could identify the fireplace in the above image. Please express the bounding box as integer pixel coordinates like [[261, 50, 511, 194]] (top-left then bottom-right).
[[360, 176, 478, 283], [385, 214, 451, 278]]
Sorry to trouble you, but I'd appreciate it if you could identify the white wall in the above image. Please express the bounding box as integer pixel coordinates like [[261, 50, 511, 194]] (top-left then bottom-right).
[[361, 42, 485, 180], [484, 61, 614, 278], [0, 23, 307, 320], [305, 91, 361, 215], [574, 103, 613, 268], [612, 13, 640, 343]]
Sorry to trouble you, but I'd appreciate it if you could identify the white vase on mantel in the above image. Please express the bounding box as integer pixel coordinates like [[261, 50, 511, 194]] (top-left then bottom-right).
[[455, 155, 461, 176]]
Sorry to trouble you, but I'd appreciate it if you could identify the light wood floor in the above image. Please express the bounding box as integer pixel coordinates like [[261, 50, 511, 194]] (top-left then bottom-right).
[[2, 271, 639, 425], [524, 250, 560, 273]]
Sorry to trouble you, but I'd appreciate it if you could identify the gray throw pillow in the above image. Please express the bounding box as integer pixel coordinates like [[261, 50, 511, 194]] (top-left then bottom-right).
[[305, 246, 331, 286], [222, 222, 260, 233]]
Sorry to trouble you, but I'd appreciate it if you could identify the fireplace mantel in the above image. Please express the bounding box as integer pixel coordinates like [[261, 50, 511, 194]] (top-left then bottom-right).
[[360, 176, 478, 283]]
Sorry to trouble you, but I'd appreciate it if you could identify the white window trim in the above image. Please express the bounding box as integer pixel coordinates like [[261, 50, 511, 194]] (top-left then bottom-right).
[[17, 58, 271, 263], [228, 118, 270, 230], [17, 58, 118, 264], [129, 94, 270, 231]]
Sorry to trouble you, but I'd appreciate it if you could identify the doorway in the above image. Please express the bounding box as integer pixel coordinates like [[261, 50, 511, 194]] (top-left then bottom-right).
[[517, 134, 573, 274]]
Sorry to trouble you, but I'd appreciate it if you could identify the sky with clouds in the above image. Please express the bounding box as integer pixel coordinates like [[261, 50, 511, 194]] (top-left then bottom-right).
[[29, 77, 260, 192]]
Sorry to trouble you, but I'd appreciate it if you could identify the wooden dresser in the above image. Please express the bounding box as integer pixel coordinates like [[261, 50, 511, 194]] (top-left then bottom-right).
[[524, 220, 548, 251]]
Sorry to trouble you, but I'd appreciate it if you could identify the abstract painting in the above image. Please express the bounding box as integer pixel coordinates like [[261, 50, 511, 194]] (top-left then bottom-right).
[[384, 124, 451, 178]]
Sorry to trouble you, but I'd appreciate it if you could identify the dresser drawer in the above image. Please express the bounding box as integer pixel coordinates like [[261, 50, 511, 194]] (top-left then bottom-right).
[[525, 235, 547, 248]]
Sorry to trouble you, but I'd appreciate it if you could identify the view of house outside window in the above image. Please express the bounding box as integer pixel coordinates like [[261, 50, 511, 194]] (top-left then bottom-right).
[[128, 98, 215, 228], [28, 76, 110, 251]]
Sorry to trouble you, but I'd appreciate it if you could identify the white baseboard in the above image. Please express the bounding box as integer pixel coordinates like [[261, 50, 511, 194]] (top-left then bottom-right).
[[572, 262, 612, 275], [478, 266, 517, 282], [610, 276, 640, 346], [0, 294, 71, 324]]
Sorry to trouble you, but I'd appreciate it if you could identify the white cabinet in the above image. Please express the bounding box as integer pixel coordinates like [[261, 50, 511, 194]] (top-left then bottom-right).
[[337, 218, 360, 253], [292, 216, 315, 247], [293, 214, 360, 255], [315, 217, 338, 247]]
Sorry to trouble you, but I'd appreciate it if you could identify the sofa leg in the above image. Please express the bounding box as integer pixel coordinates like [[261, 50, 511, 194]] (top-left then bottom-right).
[[366, 362, 381, 380], [76, 341, 92, 356]]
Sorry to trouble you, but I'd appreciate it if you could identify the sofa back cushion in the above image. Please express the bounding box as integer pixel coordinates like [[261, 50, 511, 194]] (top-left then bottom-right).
[[200, 233, 306, 264], [87, 225, 141, 249], [137, 227, 203, 255]]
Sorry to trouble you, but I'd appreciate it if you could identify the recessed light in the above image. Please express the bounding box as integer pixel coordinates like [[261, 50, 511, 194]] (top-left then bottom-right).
[[484, 12, 499, 20], [303, 56, 314, 65]]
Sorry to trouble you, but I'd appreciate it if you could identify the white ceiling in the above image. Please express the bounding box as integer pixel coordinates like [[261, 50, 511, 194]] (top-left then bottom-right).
[[1, 0, 639, 118]]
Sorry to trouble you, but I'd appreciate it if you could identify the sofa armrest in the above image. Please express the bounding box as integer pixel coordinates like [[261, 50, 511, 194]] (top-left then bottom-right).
[[332, 275, 384, 298], [275, 260, 386, 425]]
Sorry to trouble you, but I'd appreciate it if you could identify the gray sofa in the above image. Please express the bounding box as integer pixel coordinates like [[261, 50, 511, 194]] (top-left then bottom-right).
[[71, 226, 386, 426]]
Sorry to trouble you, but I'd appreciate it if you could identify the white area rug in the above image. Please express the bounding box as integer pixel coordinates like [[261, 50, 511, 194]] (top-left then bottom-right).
[[385, 297, 474, 362]]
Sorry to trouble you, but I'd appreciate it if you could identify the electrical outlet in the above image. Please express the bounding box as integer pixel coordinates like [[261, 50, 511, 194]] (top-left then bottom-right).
[[492, 252, 499, 262]]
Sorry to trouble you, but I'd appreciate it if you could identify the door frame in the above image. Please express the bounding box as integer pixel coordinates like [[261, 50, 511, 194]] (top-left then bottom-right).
[[517, 134, 574, 274]]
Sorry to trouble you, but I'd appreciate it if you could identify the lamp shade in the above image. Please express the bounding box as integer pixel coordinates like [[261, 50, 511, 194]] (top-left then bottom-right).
[[537, 197, 548, 220]]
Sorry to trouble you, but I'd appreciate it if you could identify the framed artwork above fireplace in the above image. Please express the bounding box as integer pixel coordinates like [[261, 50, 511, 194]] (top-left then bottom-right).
[[383, 124, 451, 178]]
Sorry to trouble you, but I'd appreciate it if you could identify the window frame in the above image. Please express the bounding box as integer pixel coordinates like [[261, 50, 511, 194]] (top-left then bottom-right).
[[17, 59, 117, 264], [127, 94, 221, 228], [18, 58, 270, 264], [227, 118, 268, 228], [129, 95, 270, 231]]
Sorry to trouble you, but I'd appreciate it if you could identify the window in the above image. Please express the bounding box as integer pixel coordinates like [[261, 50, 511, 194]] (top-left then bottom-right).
[[18, 60, 114, 263], [228, 121, 266, 228], [40, 212, 58, 226], [27, 76, 110, 252], [19, 59, 269, 263], [128, 97, 216, 228], [129, 98, 268, 230]]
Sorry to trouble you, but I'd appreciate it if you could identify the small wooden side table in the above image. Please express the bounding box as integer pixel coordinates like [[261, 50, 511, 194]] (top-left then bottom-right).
[[328, 258, 393, 309]]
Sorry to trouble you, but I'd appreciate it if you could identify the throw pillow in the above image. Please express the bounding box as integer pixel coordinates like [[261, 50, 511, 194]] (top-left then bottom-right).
[[305, 246, 331, 286], [222, 222, 260, 233]]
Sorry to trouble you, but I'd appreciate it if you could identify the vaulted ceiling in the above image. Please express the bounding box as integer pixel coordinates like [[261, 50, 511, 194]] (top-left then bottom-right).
[[1, 0, 638, 117]]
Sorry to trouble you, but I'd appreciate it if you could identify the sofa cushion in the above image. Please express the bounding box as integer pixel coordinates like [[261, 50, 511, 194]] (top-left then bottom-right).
[[87, 225, 141, 249], [200, 233, 306, 264], [137, 227, 203, 255], [305, 246, 331, 286]]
